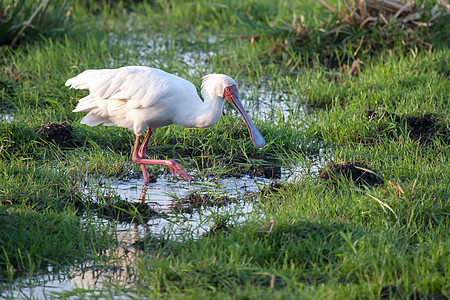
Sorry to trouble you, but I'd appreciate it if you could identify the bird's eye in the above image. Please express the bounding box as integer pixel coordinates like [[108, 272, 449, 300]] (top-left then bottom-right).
[[225, 88, 230, 92]]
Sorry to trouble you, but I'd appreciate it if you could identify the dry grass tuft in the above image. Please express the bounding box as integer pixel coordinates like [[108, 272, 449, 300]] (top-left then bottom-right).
[[316, 0, 449, 50]]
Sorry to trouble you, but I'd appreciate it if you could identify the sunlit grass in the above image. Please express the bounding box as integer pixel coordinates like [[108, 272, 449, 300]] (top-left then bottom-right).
[[0, 0, 448, 298]]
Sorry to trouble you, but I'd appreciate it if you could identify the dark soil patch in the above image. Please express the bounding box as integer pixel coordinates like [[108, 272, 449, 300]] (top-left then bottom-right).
[[34, 122, 80, 148], [224, 163, 281, 179], [74, 197, 163, 224], [366, 110, 448, 143], [405, 115, 440, 141], [132, 235, 166, 251], [169, 192, 236, 214], [319, 161, 383, 187], [248, 165, 281, 179], [93, 200, 161, 224]]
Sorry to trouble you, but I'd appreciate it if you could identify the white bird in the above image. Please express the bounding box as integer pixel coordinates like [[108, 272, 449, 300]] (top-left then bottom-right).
[[66, 66, 265, 184]]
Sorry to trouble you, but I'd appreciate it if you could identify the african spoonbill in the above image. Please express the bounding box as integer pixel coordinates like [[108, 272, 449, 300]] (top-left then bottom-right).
[[66, 66, 265, 184]]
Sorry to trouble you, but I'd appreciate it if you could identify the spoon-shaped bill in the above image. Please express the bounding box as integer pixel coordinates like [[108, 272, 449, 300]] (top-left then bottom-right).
[[226, 86, 265, 148]]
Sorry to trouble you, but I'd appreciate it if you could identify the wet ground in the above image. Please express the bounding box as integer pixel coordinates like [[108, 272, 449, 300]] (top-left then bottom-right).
[[0, 112, 13, 123], [2, 223, 140, 299], [7, 106, 443, 298], [34, 122, 81, 148], [1, 32, 317, 296], [8, 105, 445, 298], [319, 161, 383, 187], [366, 110, 448, 143], [83, 172, 273, 224], [1, 172, 275, 298], [1, 145, 324, 298]]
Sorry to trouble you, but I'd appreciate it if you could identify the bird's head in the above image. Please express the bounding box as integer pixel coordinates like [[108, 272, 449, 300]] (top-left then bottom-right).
[[201, 74, 265, 148], [201, 74, 236, 99]]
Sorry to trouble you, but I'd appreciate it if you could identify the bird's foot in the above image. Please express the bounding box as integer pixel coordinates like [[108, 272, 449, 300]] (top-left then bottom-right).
[[167, 160, 192, 181], [134, 157, 192, 182]]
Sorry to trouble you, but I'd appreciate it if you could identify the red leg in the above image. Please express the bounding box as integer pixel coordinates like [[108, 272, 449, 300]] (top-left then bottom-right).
[[137, 129, 153, 184], [138, 129, 152, 158], [132, 130, 192, 184]]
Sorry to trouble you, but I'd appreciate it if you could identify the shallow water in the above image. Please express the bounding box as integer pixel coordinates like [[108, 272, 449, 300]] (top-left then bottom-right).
[[1, 147, 330, 299], [1, 224, 140, 299], [87, 172, 273, 237], [0, 172, 274, 299], [1, 151, 333, 299], [1, 152, 334, 298]]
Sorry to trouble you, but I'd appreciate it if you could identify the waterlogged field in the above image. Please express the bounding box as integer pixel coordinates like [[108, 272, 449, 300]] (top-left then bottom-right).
[[0, 0, 449, 299]]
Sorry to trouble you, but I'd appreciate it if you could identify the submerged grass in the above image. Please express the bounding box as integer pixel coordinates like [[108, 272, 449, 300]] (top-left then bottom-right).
[[0, 0, 448, 298], [0, 160, 115, 290], [0, 207, 110, 278]]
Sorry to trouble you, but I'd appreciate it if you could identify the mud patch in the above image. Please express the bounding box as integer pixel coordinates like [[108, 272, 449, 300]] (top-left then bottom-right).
[[74, 198, 163, 224], [223, 163, 281, 179], [132, 234, 166, 251], [319, 161, 383, 187], [195, 155, 281, 179], [366, 111, 448, 143], [169, 191, 235, 214], [249, 165, 281, 179], [220, 163, 282, 179], [405, 115, 441, 142], [35, 122, 80, 148]]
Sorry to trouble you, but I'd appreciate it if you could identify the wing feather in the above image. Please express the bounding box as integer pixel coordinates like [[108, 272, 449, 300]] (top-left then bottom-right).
[[66, 66, 197, 109], [66, 66, 200, 135]]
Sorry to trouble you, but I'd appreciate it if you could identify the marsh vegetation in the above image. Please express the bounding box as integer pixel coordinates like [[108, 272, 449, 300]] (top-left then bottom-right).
[[0, 0, 449, 298]]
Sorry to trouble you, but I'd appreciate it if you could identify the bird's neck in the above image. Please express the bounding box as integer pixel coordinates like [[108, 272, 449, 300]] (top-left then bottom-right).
[[194, 93, 225, 128]]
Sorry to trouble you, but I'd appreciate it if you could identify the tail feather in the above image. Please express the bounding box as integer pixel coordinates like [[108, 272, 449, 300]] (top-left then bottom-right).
[[72, 94, 98, 112], [65, 69, 109, 90], [80, 113, 114, 127], [67, 67, 143, 134]]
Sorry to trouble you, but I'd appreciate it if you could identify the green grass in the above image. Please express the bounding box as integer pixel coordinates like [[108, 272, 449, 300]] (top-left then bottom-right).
[[0, 0, 71, 47], [121, 133, 448, 298], [0, 160, 115, 284], [0, 207, 111, 277], [0, 0, 448, 298]]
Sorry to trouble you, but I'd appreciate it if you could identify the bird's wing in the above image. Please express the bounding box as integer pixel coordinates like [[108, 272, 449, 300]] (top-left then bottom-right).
[[65, 66, 198, 109]]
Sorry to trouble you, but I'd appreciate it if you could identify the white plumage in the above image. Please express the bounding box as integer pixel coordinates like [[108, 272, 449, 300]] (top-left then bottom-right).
[[66, 66, 265, 186], [66, 66, 235, 135]]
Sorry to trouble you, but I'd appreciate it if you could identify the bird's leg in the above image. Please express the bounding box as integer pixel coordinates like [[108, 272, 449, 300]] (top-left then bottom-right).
[[137, 129, 152, 184], [138, 128, 152, 158], [132, 132, 192, 183]]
